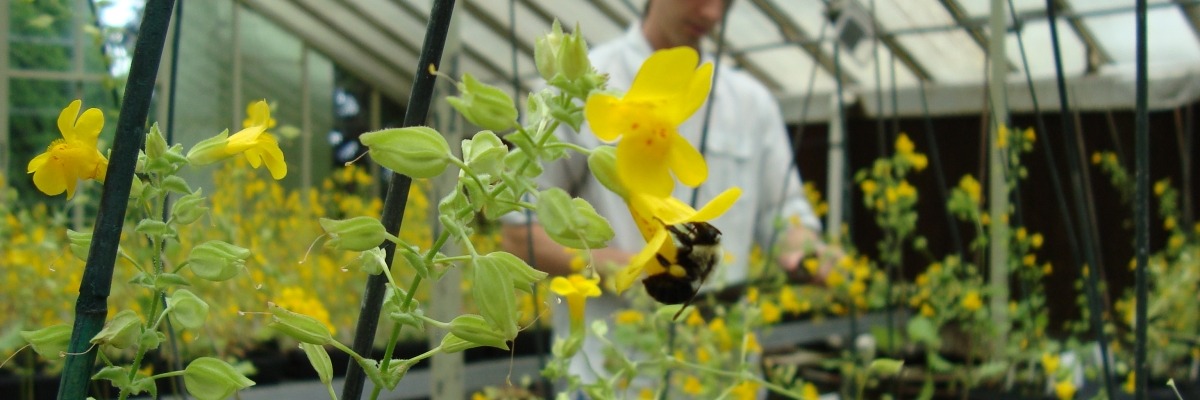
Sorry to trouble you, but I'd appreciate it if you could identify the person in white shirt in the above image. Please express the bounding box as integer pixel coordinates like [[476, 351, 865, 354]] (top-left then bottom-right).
[[501, 0, 833, 384]]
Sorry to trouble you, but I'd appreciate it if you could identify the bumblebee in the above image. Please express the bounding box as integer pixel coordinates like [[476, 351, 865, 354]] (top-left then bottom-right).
[[642, 221, 723, 314]]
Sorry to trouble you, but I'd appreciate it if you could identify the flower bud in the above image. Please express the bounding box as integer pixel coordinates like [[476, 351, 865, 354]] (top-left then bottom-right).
[[534, 20, 566, 80], [188, 240, 251, 282], [448, 314, 511, 350], [183, 357, 255, 400], [483, 251, 547, 293], [167, 289, 210, 330], [171, 189, 208, 226], [587, 145, 627, 198], [67, 229, 92, 262], [439, 333, 479, 354], [320, 216, 389, 252], [357, 247, 388, 275], [471, 256, 519, 340], [20, 324, 72, 358], [185, 130, 232, 166], [90, 309, 143, 349], [447, 74, 518, 132], [461, 130, 507, 177], [559, 26, 591, 81], [868, 359, 905, 377], [299, 343, 334, 384], [536, 188, 614, 249], [145, 123, 169, 161], [160, 175, 192, 194], [359, 126, 451, 178], [268, 303, 333, 345]]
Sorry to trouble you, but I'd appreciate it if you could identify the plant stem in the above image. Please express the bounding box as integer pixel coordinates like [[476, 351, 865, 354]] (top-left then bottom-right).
[[58, 2, 177, 398]]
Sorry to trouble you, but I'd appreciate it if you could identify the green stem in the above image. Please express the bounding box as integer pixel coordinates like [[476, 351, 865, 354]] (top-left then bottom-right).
[[670, 358, 803, 399], [432, 255, 473, 264], [417, 315, 452, 330], [370, 322, 403, 400], [148, 370, 185, 380], [544, 142, 593, 155]]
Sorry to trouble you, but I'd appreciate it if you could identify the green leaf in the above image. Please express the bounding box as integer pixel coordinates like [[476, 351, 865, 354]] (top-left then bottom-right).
[[183, 357, 255, 400]]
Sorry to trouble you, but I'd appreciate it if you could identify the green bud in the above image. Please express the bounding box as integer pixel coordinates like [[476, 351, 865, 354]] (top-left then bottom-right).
[[128, 176, 146, 201], [471, 256, 519, 340], [359, 126, 451, 178], [447, 74, 519, 132], [268, 303, 333, 345], [20, 324, 72, 358], [587, 145, 627, 198], [171, 189, 208, 225], [536, 189, 614, 249], [357, 247, 388, 275], [134, 218, 173, 238], [140, 330, 164, 352], [183, 357, 256, 400], [382, 359, 414, 389], [67, 229, 91, 262], [299, 343, 334, 384], [482, 251, 547, 293], [383, 287, 423, 330], [186, 129, 232, 166], [534, 20, 566, 80], [448, 314, 511, 350], [90, 309, 143, 349], [153, 273, 191, 290], [439, 333, 479, 354], [559, 25, 591, 81], [868, 359, 905, 377], [188, 240, 251, 282], [167, 289, 210, 330], [399, 247, 429, 279], [160, 175, 193, 194], [461, 130, 508, 177], [320, 216, 389, 252], [145, 123, 169, 161]]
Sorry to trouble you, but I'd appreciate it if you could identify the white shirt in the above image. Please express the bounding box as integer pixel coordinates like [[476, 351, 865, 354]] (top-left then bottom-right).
[[509, 23, 820, 383]]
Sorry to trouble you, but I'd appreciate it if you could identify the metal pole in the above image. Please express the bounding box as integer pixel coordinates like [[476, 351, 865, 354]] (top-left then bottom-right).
[[825, 94, 846, 246], [301, 44, 312, 197], [1, 0, 10, 178], [986, 0, 1011, 355]]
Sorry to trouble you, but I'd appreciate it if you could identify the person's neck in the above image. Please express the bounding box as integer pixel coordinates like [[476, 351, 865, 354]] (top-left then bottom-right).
[[641, 22, 698, 51]]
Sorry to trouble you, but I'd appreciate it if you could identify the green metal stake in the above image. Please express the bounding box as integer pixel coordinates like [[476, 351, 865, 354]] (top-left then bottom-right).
[[57, 1, 177, 399], [340, 1, 456, 399]]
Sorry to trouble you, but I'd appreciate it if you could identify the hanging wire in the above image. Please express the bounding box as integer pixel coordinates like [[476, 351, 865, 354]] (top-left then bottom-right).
[[1132, 0, 1150, 398], [1043, 1, 1116, 398]]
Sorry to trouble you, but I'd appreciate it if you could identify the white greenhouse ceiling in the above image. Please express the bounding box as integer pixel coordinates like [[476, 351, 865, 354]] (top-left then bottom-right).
[[236, 0, 1200, 122]]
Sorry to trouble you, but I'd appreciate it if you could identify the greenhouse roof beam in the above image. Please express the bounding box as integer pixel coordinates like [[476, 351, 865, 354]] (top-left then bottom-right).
[[461, 1, 535, 62], [582, 0, 632, 29], [239, 0, 412, 102], [1050, 0, 1111, 73], [1173, 0, 1200, 45], [396, 0, 534, 93], [748, 0, 858, 85], [936, 0, 1017, 72]]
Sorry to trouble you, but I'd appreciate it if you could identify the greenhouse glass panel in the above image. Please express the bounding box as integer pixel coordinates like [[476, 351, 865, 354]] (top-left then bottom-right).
[[873, 0, 957, 31], [1084, 7, 1200, 68], [746, 47, 838, 94], [895, 29, 987, 83], [959, 0, 1046, 18], [1004, 19, 1088, 79]]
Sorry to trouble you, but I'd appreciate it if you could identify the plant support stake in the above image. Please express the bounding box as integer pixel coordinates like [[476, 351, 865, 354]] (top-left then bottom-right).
[[340, 1, 457, 399], [1133, 0, 1150, 398], [58, 1, 177, 399]]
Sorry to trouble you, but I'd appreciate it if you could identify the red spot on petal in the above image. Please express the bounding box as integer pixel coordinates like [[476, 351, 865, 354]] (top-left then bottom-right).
[[632, 123, 639, 129]]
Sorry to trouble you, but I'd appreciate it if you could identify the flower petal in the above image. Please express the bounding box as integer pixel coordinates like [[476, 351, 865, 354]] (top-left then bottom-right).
[[243, 100, 273, 129], [689, 187, 742, 222], [32, 162, 68, 198], [663, 62, 713, 126], [625, 47, 699, 103], [549, 276, 577, 296], [616, 136, 674, 198], [261, 143, 288, 180], [584, 94, 623, 142], [57, 100, 83, 141], [226, 126, 265, 154], [73, 107, 105, 143], [27, 152, 51, 173], [666, 132, 707, 188], [615, 229, 668, 293]]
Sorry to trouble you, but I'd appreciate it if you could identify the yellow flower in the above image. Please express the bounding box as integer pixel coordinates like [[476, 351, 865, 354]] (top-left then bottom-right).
[[746, 287, 760, 303], [745, 332, 762, 353], [780, 287, 803, 314], [996, 124, 1009, 148], [730, 380, 760, 400], [638, 388, 655, 399], [1154, 180, 1168, 196], [615, 187, 741, 293], [682, 375, 704, 395], [1055, 379, 1077, 399], [896, 133, 915, 153], [696, 347, 712, 363], [1042, 352, 1060, 375], [959, 175, 981, 204], [1123, 371, 1136, 394], [549, 274, 601, 330], [1164, 216, 1177, 230], [585, 47, 713, 197], [685, 309, 706, 326], [614, 309, 645, 325], [1091, 152, 1102, 165], [896, 180, 916, 200], [761, 300, 781, 324], [860, 179, 878, 195], [920, 303, 934, 317], [1023, 127, 1036, 143], [27, 100, 109, 199], [962, 290, 983, 312], [825, 270, 846, 288], [227, 100, 287, 179], [801, 383, 820, 400], [908, 153, 928, 171], [1031, 233, 1044, 249]]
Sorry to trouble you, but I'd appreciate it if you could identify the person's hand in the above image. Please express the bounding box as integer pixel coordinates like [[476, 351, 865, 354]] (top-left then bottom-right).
[[778, 242, 842, 286]]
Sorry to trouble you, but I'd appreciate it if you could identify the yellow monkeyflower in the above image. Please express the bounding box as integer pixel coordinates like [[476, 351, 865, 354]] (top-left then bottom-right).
[[227, 100, 287, 179], [1055, 379, 1077, 399], [585, 47, 713, 197], [1042, 352, 1060, 375], [801, 383, 820, 400], [614, 309, 645, 325], [962, 290, 983, 312], [860, 179, 878, 195], [1023, 127, 1036, 143], [996, 124, 1010, 148], [1123, 371, 1136, 394], [550, 274, 601, 331], [959, 175, 982, 204], [730, 380, 760, 400], [615, 187, 741, 293], [27, 100, 109, 199], [760, 300, 782, 324], [908, 152, 929, 171], [895, 133, 915, 154], [682, 375, 704, 395], [780, 287, 804, 314], [188, 100, 287, 180]]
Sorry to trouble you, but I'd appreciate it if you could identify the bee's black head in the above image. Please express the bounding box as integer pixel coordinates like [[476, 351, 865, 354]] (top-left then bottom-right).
[[668, 221, 722, 247]]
